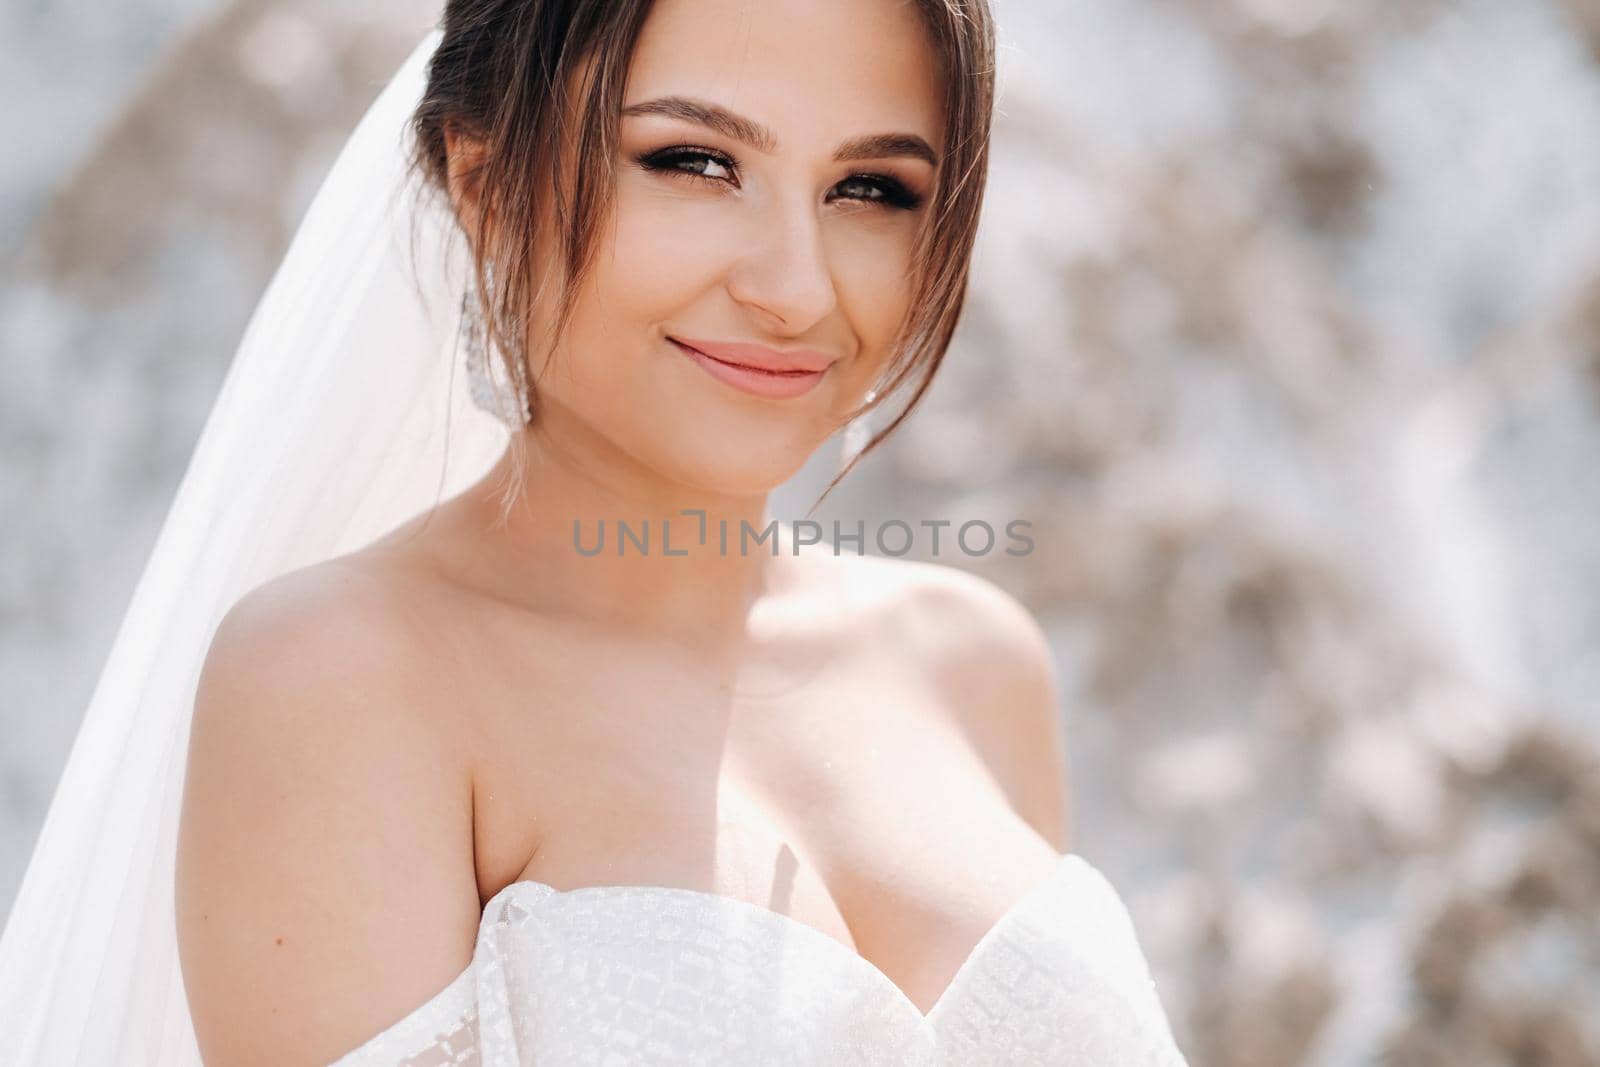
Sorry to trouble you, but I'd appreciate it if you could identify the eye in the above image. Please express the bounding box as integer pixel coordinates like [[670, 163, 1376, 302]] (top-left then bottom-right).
[[635, 146, 924, 212], [636, 146, 740, 187], [829, 174, 924, 212]]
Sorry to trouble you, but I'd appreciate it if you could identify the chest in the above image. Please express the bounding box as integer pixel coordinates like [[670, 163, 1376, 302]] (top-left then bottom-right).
[[463, 628, 1058, 1014]]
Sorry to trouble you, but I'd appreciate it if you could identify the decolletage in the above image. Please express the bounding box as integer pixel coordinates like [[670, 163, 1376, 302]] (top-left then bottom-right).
[[329, 851, 1190, 1066]]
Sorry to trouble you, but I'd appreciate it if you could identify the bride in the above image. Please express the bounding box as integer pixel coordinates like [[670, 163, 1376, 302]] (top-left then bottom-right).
[[0, 1, 1190, 1064]]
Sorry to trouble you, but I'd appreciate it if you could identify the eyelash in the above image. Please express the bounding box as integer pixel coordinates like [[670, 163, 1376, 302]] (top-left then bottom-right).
[[635, 145, 925, 212]]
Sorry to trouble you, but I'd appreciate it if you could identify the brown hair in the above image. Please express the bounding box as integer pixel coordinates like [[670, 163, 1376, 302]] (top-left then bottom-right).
[[410, 0, 997, 517]]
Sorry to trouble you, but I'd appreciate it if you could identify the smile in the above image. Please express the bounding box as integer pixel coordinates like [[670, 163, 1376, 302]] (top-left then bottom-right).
[[668, 337, 830, 400]]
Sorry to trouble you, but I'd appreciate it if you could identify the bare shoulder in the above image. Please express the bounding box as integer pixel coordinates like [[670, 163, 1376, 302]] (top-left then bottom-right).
[[176, 556, 481, 1066], [193, 556, 471, 758], [811, 551, 1071, 852]]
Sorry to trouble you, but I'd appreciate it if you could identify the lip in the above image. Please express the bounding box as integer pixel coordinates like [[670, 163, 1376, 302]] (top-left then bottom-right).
[[668, 337, 833, 400], [673, 338, 837, 374]]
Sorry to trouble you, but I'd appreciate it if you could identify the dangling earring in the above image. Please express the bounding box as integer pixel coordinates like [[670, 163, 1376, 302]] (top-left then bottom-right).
[[461, 264, 532, 430], [839, 389, 876, 471]]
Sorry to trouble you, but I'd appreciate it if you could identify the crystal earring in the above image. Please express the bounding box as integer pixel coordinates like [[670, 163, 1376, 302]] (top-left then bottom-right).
[[461, 265, 532, 430], [839, 389, 876, 471]]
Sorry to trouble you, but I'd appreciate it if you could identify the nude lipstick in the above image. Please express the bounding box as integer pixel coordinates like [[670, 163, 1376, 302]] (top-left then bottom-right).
[[668, 336, 835, 400]]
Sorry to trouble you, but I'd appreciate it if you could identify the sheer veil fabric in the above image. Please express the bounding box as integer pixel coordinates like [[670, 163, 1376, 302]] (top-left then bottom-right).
[[0, 32, 510, 1064]]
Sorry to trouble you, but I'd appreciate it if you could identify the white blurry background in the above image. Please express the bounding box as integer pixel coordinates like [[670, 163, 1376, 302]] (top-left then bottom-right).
[[4, 1, 1600, 1063]]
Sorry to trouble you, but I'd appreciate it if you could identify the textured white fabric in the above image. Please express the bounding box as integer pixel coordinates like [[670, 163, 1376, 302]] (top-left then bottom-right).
[[329, 852, 1190, 1067]]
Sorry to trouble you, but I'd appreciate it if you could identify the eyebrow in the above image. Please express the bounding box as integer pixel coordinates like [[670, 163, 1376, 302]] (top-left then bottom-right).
[[620, 95, 940, 168]]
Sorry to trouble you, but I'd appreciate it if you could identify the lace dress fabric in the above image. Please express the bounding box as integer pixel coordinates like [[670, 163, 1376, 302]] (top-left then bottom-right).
[[329, 853, 1188, 1067]]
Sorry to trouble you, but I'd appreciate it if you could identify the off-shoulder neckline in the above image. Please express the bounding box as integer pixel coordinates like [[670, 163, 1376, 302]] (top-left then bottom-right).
[[332, 851, 1099, 1064], [488, 852, 1087, 1020]]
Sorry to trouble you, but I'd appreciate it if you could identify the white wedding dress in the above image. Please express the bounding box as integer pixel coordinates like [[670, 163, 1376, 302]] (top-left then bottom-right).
[[331, 852, 1189, 1067]]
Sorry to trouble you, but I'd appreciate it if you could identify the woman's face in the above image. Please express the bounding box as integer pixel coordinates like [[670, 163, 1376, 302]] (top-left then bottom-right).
[[526, 0, 944, 496]]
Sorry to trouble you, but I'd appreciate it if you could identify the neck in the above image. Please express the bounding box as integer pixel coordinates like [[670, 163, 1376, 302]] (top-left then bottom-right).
[[460, 418, 798, 650]]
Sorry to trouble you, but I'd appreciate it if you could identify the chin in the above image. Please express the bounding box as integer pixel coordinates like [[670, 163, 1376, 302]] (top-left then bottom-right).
[[675, 451, 812, 498], [632, 392, 828, 496], [639, 429, 813, 497]]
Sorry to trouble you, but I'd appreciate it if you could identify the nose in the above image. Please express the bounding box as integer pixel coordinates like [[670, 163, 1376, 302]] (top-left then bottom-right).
[[725, 202, 839, 335]]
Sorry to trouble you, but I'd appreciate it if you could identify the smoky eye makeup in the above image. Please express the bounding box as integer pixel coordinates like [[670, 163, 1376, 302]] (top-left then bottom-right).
[[631, 143, 927, 212]]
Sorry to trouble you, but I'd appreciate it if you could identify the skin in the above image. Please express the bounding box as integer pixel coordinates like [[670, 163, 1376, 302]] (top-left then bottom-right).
[[175, 2, 1069, 1064]]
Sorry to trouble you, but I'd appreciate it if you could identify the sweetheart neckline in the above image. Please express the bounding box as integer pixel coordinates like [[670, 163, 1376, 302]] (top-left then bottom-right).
[[472, 850, 1087, 1026]]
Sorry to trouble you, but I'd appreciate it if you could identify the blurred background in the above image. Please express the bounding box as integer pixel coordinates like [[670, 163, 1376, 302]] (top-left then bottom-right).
[[4, 0, 1600, 1063]]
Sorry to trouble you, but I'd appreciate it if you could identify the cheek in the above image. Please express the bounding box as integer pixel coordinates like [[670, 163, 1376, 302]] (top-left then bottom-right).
[[827, 221, 918, 353], [604, 181, 725, 311], [549, 196, 694, 388]]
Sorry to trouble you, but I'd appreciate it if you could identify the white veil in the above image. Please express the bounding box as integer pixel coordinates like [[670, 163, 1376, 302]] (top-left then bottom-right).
[[0, 32, 505, 1064]]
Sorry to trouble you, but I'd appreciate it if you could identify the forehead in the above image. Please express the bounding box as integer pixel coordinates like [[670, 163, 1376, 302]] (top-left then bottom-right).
[[626, 0, 944, 151]]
